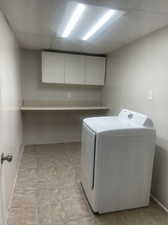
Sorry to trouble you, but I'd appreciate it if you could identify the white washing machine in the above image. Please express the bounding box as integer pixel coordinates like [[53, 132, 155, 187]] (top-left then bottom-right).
[[80, 109, 156, 214]]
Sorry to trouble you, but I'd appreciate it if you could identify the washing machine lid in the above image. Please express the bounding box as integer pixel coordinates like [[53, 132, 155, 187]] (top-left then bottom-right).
[[84, 117, 139, 133], [83, 109, 154, 134]]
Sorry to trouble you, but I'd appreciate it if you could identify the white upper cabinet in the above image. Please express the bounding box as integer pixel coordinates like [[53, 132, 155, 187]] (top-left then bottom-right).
[[42, 52, 65, 83], [42, 51, 106, 86], [85, 56, 105, 85], [65, 54, 85, 84]]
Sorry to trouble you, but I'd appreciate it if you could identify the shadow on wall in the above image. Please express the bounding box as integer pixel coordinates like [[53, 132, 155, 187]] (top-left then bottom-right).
[[22, 110, 105, 145], [152, 142, 168, 207]]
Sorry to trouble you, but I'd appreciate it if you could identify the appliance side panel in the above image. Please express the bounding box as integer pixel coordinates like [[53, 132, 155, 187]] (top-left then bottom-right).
[[80, 124, 98, 211], [95, 133, 155, 213]]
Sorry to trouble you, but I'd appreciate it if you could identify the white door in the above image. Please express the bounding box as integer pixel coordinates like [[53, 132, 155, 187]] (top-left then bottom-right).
[[0, 86, 4, 225], [42, 52, 65, 83], [65, 54, 85, 84], [85, 56, 105, 85]]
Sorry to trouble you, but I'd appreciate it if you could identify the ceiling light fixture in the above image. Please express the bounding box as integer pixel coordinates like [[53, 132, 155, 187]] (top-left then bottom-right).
[[82, 9, 122, 41], [62, 3, 86, 38]]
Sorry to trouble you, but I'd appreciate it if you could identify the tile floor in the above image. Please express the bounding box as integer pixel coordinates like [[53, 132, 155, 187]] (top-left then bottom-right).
[[7, 143, 168, 225]]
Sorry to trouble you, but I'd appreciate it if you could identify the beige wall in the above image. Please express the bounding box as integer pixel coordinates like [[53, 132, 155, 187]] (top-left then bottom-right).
[[21, 50, 104, 145], [0, 11, 23, 224], [102, 26, 168, 208]]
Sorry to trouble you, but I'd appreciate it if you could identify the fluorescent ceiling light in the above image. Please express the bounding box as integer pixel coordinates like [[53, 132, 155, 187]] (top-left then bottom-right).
[[82, 9, 121, 40], [62, 3, 86, 38]]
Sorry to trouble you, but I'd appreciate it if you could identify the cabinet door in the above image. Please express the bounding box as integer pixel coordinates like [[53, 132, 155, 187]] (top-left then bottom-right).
[[42, 52, 65, 83], [65, 54, 85, 84], [85, 56, 105, 85]]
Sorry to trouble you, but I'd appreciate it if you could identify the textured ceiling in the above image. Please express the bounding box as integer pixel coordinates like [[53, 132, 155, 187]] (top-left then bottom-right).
[[1, 0, 168, 53]]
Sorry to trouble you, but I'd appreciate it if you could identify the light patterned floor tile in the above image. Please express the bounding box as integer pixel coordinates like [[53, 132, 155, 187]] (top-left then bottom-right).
[[94, 211, 127, 225], [62, 196, 92, 220], [15, 168, 37, 191], [24, 145, 36, 154], [7, 207, 37, 225], [67, 217, 97, 225], [11, 189, 37, 208], [7, 143, 168, 225], [38, 203, 67, 224], [20, 153, 37, 169], [37, 184, 82, 206]]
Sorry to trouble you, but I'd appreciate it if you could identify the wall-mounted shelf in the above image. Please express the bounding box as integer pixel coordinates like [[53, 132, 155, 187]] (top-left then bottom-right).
[[21, 105, 109, 111]]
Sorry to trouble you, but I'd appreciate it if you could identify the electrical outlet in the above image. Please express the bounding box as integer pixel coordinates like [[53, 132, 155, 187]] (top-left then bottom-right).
[[147, 90, 153, 100]]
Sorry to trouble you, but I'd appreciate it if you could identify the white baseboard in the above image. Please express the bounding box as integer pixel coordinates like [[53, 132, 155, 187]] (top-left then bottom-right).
[[25, 139, 81, 146], [151, 194, 168, 213]]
